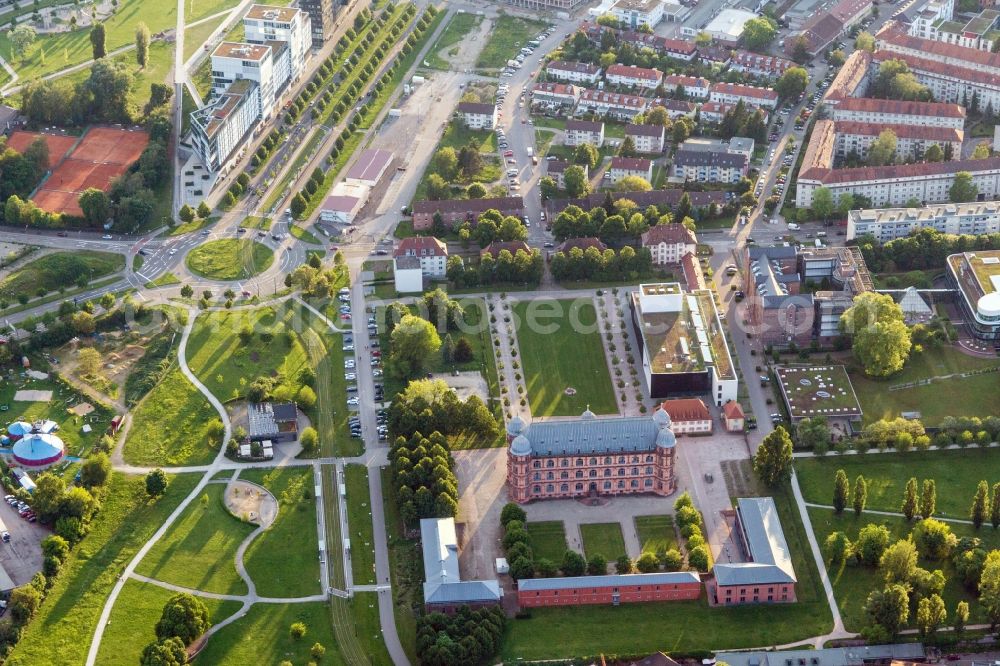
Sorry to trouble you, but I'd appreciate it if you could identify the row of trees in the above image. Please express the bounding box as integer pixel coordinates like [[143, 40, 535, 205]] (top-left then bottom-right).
[[853, 227, 1000, 273], [446, 249, 544, 288], [549, 245, 653, 283], [390, 430, 459, 523], [21, 59, 144, 126], [717, 100, 768, 143], [675, 492, 711, 572], [416, 607, 505, 666], [868, 58, 933, 102], [387, 378, 499, 443]]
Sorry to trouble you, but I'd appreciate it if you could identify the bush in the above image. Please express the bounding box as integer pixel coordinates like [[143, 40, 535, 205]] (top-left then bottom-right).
[[289, 622, 307, 640]]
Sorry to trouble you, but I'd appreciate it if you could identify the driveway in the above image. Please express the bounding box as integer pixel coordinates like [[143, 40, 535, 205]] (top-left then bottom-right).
[[0, 489, 49, 586], [453, 448, 508, 581]]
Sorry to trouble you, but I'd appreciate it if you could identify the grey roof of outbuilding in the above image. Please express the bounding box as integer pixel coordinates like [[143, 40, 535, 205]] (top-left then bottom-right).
[[714, 497, 796, 586], [424, 580, 502, 604], [518, 571, 699, 591], [517, 414, 667, 456], [718, 643, 925, 666]]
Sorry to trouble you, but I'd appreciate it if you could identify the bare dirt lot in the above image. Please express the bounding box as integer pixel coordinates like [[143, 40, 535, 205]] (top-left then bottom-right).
[[454, 448, 507, 581]]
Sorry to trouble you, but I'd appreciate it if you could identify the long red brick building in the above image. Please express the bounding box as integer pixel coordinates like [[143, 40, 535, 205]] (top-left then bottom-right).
[[517, 571, 701, 607]]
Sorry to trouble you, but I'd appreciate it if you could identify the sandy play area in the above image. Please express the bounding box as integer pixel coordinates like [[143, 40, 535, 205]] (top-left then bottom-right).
[[224, 480, 277, 527], [69, 402, 94, 416]]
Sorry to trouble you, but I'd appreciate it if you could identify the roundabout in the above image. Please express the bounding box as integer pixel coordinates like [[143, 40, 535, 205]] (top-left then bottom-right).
[[185, 239, 275, 281]]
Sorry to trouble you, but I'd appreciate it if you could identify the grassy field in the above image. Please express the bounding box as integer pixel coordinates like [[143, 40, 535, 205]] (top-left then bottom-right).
[[186, 305, 310, 403], [242, 467, 322, 597], [94, 579, 241, 666], [135, 483, 253, 595], [145, 272, 180, 288], [183, 17, 226, 61], [526, 521, 568, 562], [290, 224, 322, 245], [381, 468, 420, 665], [301, 317, 355, 457], [635, 515, 678, 554], [0, 250, 124, 302], [169, 216, 214, 236], [580, 522, 626, 561], [0, 378, 112, 460], [54, 40, 173, 113], [848, 346, 1000, 425], [809, 507, 1000, 631], [346, 464, 377, 585], [193, 601, 338, 664], [185, 239, 274, 280], [123, 365, 221, 465], [7, 473, 201, 665], [426, 11, 483, 69], [240, 215, 272, 230], [795, 449, 1000, 520], [513, 299, 617, 417], [475, 15, 546, 70]]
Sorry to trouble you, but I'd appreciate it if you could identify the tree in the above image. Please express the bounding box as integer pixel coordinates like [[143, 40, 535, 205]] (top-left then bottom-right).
[[753, 426, 793, 487], [973, 141, 992, 159], [992, 482, 1000, 529], [72, 310, 96, 335], [615, 554, 633, 574], [644, 106, 669, 126], [561, 549, 586, 576], [925, 143, 944, 162], [432, 146, 458, 181], [390, 314, 441, 378], [616, 175, 651, 192], [841, 293, 911, 377], [914, 518, 957, 560], [290, 192, 307, 219], [90, 22, 106, 59], [197, 201, 211, 219], [563, 165, 589, 198], [972, 480, 989, 529], [156, 593, 209, 645], [180, 284, 193, 298], [775, 67, 808, 101], [9, 584, 41, 625], [688, 545, 711, 572], [828, 49, 846, 66], [135, 21, 150, 68], [920, 479, 936, 519], [425, 173, 450, 200], [856, 523, 891, 565], [146, 468, 168, 497], [32, 473, 65, 522], [80, 451, 111, 488], [789, 35, 811, 63], [311, 643, 326, 660], [916, 593, 946, 639], [825, 531, 852, 567], [902, 477, 918, 521], [811, 187, 835, 220], [467, 182, 487, 199], [955, 600, 970, 639], [573, 143, 599, 170], [178, 204, 195, 223], [297, 385, 317, 409], [879, 538, 917, 584], [856, 31, 875, 52], [79, 188, 111, 226], [742, 16, 777, 51], [140, 637, 188, 666], [864, 584, 910, 639], [854, 475, 868, 517], [868, 129, 897, 167], [454, 337, 473, 363], [77, 347, 102, 377], [587, 554, 608, 575], [500, 503, 526, 527], [833, 469, 849, 514], [660, 549, 683, 571], [633, 552, 658, 573], [539, 176, 559, 200], [980, 550, 1000, 629], [300, 426, 318, 453], [7, 24, 36, 60], [41, 534, 69, 563], [950, 171, 978, 203]]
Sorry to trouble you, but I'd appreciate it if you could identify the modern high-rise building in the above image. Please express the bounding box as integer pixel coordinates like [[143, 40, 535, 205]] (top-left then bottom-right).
[[300, 0, 335, 46]]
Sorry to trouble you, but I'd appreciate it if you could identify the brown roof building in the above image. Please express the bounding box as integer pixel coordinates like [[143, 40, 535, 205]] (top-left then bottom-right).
[[641, 223, 697, 265], [660, 398, 712, 434], [481, 240, 531, 258], [555, 237, 608, 254], [412, 197, 525, 230]]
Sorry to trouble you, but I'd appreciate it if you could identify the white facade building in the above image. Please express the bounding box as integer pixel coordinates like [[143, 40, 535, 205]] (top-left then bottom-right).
[[564, 120, 605, 147], [546, 60, 602, 84], [640, 223, 697, 265], [393, 237, 449, 278], [610, 0, 665, 29], [847, 202, 1000, 241], [243, 5, 311, 82], [830, 98, 966, 130], [190, 80, 261, 173], [708, 82, 778, 110], [662, 74, 709, 99]]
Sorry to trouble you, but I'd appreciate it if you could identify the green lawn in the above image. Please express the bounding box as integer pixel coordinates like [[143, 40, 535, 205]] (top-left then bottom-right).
[[95, 579, 241, 666], [635, 514, 678, 554], [848, 346, 1000, 425], [0, 250, 124, 302], [135, 483, 253, 595], [186, 305, 310, 403], [526, 521, 568, 562], [132, 254, 144, 272], [579, 522, 626, 561], [475, 15, 546, 70], [381, 468, 420, 665], [808, 507, 1000, 631], [241, 467, 322, 598], [169, 216, 214, 236], [513, 299, 617, 417], [301, 317, 356, 457], [0, 378, 112, 460], [54, 40, 173, 113], [183, 17, 226, 61], [185, 239, 274, 280], [145, 272, 180, 288], [439, 120, 497, 153], [193, 602, 337, 664], [346, 464, 377, 585], [426, 11, 483, 69], [795, 448, 1000, 520], [7, 473, 201, 666], [240, 215, 272, 230], [290, 223, 322, 245], [123, 366, 221, 465]]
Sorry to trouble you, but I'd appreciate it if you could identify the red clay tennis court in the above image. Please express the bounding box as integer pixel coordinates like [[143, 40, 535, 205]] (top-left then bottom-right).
[[69, 127, 149, 165], [6, 131, 77, 168]]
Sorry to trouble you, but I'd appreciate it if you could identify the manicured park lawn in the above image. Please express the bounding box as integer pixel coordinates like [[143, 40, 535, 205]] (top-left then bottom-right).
[[808, 507, 1000, 631], [193, 602, 337, 665], [795, 448, 1000, 520], [346, 464, 377, 585], [136, 483, 254, 595], [186, 305, 310, 403], [527, 521, 568, 562], [8, 473, 200, 665], [124, 365, 221, 465], [185, 239, 274, 280], [513, 299, 617, 417], [0, 250, 124, 302], [475, 15, 546, 69], [426, 11, 483, 69], [95, 580, 241, 666], [242, 467, 322, 597], [635, 514, 678, 554], [146, 272, 181, 288], [580, 522, 626, 561], [848, 346, 1000, 425]]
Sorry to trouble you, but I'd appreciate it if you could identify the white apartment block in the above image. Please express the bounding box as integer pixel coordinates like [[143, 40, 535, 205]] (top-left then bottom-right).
[[457, 102, 498, 129], [211, 42, 276, 117], [708, 83, 778, 110], [243, 5, 311, 82], [830, 98, 966, 130], [908, 0, 954, 40], [611, 0, 665, 29], [662, 74, 709, 99], [563, 120, 604, 147], [546, 60, 602, 84], [640, 223, 697, 265], [832, 121, 963, 162], [872, 49, 1000, 113], [608, 157, 653, 183], [625, 123, 666, 153], [393, 237, 449, 278], [847, 202, 1000, 241], [909, 7, 1000, 52], [190, 79, 261, 173], [577, 89, 648, 120]]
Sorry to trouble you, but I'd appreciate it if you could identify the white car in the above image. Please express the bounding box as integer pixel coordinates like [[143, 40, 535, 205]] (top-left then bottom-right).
[[169, 248, 178, 255], [344, 373, 356, 381], [102, 234, 112, 239], [344, 360, 356, 369], [347, 397, 360, 405]]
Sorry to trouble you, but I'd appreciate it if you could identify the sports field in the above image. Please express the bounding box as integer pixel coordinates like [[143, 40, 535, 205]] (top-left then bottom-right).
[[6, 130, 77, 167]]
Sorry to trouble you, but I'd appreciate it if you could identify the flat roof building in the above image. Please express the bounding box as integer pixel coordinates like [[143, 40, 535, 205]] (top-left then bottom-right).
[[247, 402, 298, 443], [948, 250, 1000, 345], [345, 148, 393, 186], [421, 517, 502, 613], [703, 8, 758, 44], [847, 202, 1000, 242]]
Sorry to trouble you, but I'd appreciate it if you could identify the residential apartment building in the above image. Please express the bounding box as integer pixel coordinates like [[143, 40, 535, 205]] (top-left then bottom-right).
[[393, 236, 448, 278], [708, 82, 778, 110], [563, 119, 605, 147], [653, 98, 698, 119], [531, 82, 580, 107], [547, 188, 727, 218], [712, 498, 797, 605], [299, 0, 333, 46], [605, 64, 663, 90], [625, 123, 666, 153], [210, 42, 277, 115], [640, 223, 696, 265], [698, 101, 770, 125], [824, 50, 871, 105], [832, 121, 963, 162], [412, 197, 525, 230], [243, 5, 311, 83], [628, 283, 738, 404], [190, 79, 262, 173], [847, 201, 1000, 241], [914, 8, 1000, 51], [457, 102, 498, 130], [504, 0, 588, 10], [610, 0, 665, 29], [517, 572, 701, 608], [830, 98, 966, 129], [546, 60, 602, 84], [506, 408, 679, 504], [870, 47, 1000, 112], [546, 160, 588, 188], [608, 156, 653, 183], [659, 398, 712, 435], [662, 74, 710, 99], [908, 0, 954, 41], [579, 22, 697, 60], [948, 250, 1000, 344], [577, 89, 648, 120], [673, 149, 748, 184], [785, 0, 871, 58], [730, 51, 796, 79]]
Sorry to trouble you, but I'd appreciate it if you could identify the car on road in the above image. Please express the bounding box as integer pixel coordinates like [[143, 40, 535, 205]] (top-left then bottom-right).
[[201, 230, 210, 235], [1, 531, 9, 543], [102, 234, 112, 240], [237, 227, 247, 233], [376, 249, 389, 255], [503, 150, 514, 157], [169, 248, 178, 255]]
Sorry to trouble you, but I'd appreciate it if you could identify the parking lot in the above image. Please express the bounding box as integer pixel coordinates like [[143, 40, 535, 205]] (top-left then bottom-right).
[[0, 488, 46, 587]]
